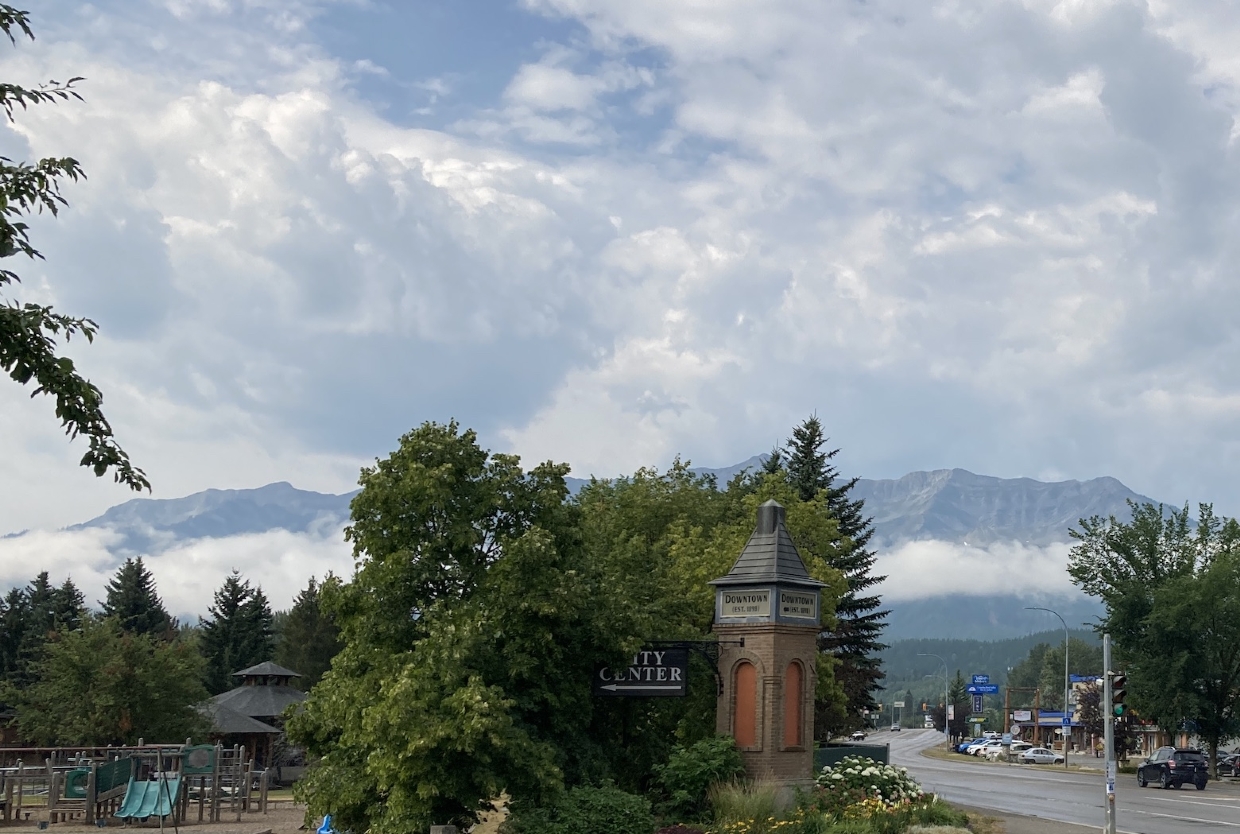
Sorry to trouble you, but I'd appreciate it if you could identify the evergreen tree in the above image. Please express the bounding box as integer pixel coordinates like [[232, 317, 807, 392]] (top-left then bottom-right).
[[777, 416, 889, 729], [0, 574, 84, 689], [274, 577, 342, 689], [0, 587, 29, 685], [199, 571, 274, 694], [101, 558, 173, 637]]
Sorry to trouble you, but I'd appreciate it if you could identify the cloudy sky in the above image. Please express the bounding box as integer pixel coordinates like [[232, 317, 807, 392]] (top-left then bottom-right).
[[4, 0, 1240, 610]]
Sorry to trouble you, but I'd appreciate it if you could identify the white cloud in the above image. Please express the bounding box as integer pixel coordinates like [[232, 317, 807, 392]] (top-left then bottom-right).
[[0, 527, 351, 620], [6, 0, 1240, 557], [875, 539, 1078, 601]]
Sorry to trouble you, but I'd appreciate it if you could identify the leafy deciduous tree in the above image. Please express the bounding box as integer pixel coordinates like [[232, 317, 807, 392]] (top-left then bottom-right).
[[0, 5, 146, 491], [1069, 501, 1240, 774], [9, 615, 207, 745]]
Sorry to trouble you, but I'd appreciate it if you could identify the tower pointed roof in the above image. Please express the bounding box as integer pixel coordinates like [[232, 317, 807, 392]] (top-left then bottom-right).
[[710, 500, 826, 588]]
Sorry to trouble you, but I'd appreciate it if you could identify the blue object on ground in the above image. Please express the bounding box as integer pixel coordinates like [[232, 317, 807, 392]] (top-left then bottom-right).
[[317, 814, 336, 834]]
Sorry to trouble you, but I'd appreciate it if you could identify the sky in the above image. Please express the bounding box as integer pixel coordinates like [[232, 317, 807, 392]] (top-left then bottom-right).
[[4, 0, 1240, 609]]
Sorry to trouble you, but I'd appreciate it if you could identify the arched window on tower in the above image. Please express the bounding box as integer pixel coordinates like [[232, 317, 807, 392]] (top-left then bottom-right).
[[783, 661, 803, 748], [734, 661, 757, 747]]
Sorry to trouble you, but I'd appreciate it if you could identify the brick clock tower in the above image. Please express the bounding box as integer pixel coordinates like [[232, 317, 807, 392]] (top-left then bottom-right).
[[711, 500, 824, 784]]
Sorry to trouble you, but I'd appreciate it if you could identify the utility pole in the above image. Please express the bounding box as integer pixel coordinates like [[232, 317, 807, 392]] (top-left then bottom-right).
[[1103, 634, 1116, 834], [919, 653, 950, 745]]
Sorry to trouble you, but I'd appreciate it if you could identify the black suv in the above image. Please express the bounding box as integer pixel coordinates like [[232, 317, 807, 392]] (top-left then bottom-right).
[[1137, 747, 1208, 790]]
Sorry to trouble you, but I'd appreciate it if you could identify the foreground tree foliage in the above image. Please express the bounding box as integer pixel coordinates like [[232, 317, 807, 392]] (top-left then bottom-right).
[[0, 5, 146, 490], [1069, 501, 1240, 774], [289, 422, 848, 833], [8, 615, 207, 745]]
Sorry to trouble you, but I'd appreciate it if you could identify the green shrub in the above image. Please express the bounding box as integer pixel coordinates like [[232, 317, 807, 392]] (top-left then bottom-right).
[[502, 785, 654, 834], [653, 736, 746, 822]]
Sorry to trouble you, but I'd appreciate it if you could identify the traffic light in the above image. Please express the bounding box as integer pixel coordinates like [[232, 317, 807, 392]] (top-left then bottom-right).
[[1112, 672, 1128, 717]]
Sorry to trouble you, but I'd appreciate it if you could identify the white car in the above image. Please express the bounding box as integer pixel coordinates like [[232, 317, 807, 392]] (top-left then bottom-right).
[[849, 731, 867, 741], [1020, 747, 1065, 765], [890, 723, 901, 732], [975, 740, 1005, 757], [984, 731, 1001, 740], [1009, 741, 1033, 756], [965, 739, 991, 755]]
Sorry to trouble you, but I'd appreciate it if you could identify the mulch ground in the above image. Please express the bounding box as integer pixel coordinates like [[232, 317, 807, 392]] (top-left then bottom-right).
[[14, 802, 308, 834]]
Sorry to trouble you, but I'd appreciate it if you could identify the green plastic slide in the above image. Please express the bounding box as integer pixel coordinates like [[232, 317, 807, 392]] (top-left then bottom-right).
[[116, 776, 181, 819]]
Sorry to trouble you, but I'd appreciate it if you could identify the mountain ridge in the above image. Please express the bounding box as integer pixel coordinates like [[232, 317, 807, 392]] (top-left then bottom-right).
[[62, 462, 1161, 550]]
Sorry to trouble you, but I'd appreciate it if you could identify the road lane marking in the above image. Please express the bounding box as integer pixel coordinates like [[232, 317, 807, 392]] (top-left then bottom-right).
[[1125, 808, 1240, 827]]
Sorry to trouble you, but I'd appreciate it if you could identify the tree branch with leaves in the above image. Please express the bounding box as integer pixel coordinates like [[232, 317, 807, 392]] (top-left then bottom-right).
[[0, 4, 146, 491]]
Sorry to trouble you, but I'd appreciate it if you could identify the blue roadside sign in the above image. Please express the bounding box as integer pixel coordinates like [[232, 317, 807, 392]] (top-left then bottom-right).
[[966, 684, 999, 694], [972, 674, 990, 685], [1062, 716, 1071, 725]]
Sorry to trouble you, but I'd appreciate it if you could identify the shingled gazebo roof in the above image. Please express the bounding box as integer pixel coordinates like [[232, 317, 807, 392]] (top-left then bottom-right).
[[709, 500, 826, 588], [233, 661, 301, 678]]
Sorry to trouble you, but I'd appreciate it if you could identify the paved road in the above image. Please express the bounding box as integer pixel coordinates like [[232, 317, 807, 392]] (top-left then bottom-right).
[[885, 729, 1240, 833]]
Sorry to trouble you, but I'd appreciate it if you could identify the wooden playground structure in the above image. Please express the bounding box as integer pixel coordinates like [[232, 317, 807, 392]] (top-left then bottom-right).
[[0, 743, 271, 827]]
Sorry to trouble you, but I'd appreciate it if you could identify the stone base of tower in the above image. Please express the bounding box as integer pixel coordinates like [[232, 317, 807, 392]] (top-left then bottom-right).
[[714, 621, 817, 784]]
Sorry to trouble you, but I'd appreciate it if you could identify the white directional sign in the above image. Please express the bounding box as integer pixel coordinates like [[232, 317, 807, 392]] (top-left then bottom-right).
[[593, 647, 689, 697]]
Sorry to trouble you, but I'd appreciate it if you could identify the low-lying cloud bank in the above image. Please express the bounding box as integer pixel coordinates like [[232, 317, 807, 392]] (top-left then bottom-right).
[[0, 527, 352, 621], [874, 538, 1078, 602], [1, 528, 1081, 621]]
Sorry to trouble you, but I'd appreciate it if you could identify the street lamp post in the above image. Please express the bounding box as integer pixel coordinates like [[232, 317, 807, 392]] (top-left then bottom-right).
[[1027, 606, 1070, 770], [919, 652, 950, 745]]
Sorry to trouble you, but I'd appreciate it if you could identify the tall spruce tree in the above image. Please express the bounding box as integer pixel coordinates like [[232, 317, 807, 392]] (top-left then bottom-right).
[[101, 558, 173, 637], [274, 577, 341, 689], [0, 574, 85, 688], [199, 571, 275, 694], [778, 416, 889, 730]]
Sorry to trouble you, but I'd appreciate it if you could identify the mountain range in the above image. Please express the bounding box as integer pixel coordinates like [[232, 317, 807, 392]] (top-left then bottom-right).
[[69, 460, 1160, 553], [42, 461, 1164, 640]]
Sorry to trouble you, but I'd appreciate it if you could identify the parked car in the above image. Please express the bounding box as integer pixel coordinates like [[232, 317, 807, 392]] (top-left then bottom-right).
[[1009, 741, 1033, 757], [983, 731, 1001, 740], [1219, 753, 1240, 777], [975, 740, 1005, 757], [956, 737, 985, 753], [965, 739, 992, 755], [1137, 747, 1208, 790], [1019, 747, 1065, 765]]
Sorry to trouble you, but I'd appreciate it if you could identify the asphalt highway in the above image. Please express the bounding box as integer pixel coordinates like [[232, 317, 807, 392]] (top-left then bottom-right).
[[887, 728, 1240, 833]]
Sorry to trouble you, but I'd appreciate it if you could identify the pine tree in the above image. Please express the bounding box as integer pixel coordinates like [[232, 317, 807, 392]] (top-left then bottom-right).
[[101, 558, 174, 637], [0, 574, 85, 689], [274, 577, 342, 689], [778, 416, 889, 729], [0, 587, 29, 686], [199, 571, 275, 694]]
